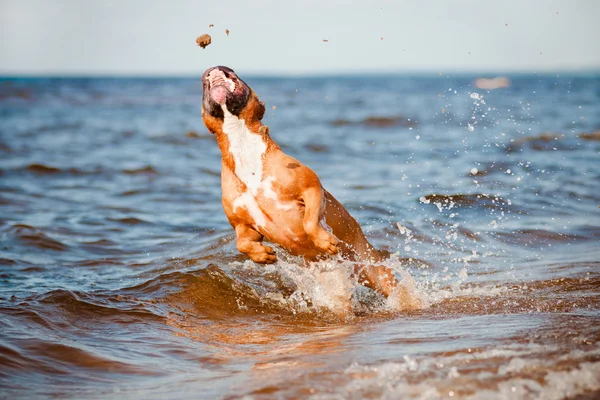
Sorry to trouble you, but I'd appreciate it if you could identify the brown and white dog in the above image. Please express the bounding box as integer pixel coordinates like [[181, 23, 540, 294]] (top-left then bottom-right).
[[201, 66, 402, 299]]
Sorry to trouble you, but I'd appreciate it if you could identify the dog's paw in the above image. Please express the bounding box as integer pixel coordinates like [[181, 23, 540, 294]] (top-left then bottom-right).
[[313, 232, 339, 255], [249, 246, 277, 264]]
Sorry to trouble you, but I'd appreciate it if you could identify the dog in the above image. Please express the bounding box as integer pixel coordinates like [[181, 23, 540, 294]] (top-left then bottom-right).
[[201, 66, 403, 299]]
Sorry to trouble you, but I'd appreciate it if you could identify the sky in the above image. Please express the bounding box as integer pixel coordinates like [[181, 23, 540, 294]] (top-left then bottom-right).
[[1, 0, 599, 76]]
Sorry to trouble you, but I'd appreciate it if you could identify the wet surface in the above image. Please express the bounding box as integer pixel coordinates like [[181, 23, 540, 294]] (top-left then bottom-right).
[[1, 74, 599, 398]]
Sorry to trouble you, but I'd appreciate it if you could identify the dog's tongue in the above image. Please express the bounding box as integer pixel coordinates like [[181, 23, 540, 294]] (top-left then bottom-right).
[[211, 86, 228, 105]]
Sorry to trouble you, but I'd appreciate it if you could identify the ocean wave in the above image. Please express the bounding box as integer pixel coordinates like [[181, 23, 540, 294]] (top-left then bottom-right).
[[578, 130, 600, 141], [504, 132, 577, 153], [2, 224, 68, 251], [15, 163, 100, 175], [419, 193, 511, 210], [31, 289, 164, 321], [122, 166, 159, 175], [331, 115, 417, 128]]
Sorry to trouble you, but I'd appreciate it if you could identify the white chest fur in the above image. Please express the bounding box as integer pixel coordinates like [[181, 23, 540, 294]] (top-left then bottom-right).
[[222, 108, 270, 228], [222, 109, 267, 195]]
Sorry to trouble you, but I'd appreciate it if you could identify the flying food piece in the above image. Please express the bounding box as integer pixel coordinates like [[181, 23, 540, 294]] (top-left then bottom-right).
[[196, 34, 212, 49], [225, 29, 230, 36], [209, 24, 214, 27]]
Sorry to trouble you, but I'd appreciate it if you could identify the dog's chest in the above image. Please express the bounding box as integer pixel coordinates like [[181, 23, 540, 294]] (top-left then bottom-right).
[[223, 111, 291, 228], [222, 113, 267, 195]]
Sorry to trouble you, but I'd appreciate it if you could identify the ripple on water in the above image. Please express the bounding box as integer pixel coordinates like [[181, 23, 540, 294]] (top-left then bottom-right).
[[19, 163, 96, 175], [122, 166, 159, 175], [420, 193, 511, 210], [27, 289, 165, 325], [330, 115, 417, 128], [2, 224, 68, 251]]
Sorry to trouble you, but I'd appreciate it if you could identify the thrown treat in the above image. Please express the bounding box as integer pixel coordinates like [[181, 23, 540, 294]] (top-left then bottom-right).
[[196, 34, 212, 49]]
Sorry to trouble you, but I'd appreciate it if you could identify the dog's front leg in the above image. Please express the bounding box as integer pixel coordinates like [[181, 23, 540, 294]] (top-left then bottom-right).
[[235, 224, 277, 264], [302, 186, 339, 255]]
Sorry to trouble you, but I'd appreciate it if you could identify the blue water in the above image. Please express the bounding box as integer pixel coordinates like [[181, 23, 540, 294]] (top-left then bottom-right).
[[1, 73, 599, 399]]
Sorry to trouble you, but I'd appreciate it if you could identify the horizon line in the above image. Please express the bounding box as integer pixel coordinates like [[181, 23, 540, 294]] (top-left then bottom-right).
[[2, 67, 600, 79]]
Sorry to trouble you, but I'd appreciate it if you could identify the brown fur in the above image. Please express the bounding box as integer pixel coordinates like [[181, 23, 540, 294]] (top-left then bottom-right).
[[203, 80, 398, 297]]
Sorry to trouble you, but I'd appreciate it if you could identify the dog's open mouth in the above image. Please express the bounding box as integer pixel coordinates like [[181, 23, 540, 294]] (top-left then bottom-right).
[[202, 66, 250, 117], [207, 68, 236, 104]]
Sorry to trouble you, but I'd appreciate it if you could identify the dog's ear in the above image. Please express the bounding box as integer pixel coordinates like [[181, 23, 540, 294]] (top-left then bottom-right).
[[255, 101, 266, 121]]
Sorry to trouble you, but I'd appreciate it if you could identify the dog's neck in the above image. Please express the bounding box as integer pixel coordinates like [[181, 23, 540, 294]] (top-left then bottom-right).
[[216, 108, 277, 194]]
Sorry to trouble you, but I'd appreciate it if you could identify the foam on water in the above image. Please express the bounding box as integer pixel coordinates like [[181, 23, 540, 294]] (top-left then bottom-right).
[[230, 247, 427, 318], [226, 244, 523, 320], [337, 347, 600, 400]]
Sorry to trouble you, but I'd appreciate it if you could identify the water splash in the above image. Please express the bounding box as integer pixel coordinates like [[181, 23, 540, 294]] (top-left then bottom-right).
[[229, 247, 426, 319]]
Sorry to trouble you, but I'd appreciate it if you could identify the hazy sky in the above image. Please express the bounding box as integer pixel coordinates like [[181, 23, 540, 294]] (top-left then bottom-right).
[[1, 0, 599, 75]]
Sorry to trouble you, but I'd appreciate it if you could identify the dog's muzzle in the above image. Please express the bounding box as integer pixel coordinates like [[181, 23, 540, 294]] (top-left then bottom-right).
[[202, 66, 251, 118]]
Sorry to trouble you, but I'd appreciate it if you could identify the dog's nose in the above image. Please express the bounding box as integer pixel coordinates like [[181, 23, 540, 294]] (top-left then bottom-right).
[[203, 66, 237, 87], [215, 66, 235, 74], [202, 66, 217, 81], [204, 66, 235, 76]]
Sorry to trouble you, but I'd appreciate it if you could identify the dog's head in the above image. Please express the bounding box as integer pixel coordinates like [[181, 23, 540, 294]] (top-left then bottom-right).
[[201, 66, 266, 135]]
